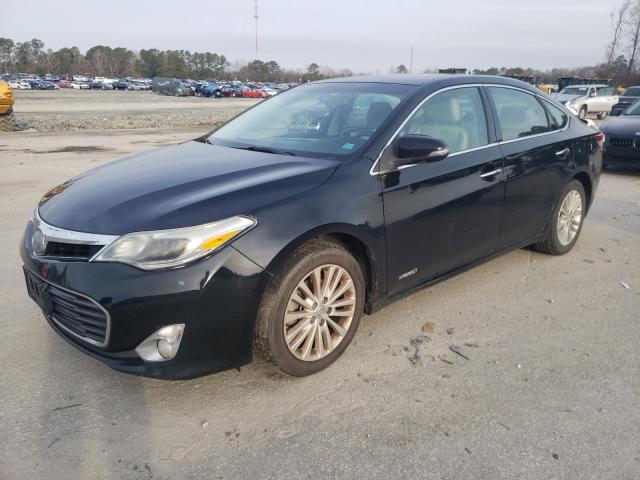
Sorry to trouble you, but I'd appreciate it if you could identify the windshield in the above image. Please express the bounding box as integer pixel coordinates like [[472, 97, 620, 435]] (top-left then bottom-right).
[[559, 86, 590, 96], [208, 82, 415, 157], [623, 100, 640, 115], [623, 87, 640, 96]]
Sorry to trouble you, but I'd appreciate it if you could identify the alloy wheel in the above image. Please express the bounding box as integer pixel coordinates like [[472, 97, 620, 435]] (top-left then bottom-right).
[[283, 264, 357, 361], [557, 189, 583, 246]]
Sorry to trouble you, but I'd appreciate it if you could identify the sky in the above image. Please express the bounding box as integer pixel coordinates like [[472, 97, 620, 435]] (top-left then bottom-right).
[[3, 0, 625, 73]]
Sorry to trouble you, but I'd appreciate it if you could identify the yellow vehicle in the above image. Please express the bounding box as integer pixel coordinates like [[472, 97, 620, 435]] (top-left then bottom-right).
[[0, 80, 15, 132]]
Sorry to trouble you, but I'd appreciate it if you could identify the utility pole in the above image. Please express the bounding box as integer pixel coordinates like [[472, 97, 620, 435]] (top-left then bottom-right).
[[409, 46, 414, 73], [254, 0, 259, 59]]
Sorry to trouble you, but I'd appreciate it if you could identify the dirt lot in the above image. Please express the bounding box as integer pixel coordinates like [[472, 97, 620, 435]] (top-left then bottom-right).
[[0, 97, 639, 479], [12, 89, 260, 131]]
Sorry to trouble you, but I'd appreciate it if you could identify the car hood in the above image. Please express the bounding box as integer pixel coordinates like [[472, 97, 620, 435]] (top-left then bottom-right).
[[38, 141, 340, 235], [600, 115, 640, 136], [550, 93, 584, 104], [617, 95, 639, 104]]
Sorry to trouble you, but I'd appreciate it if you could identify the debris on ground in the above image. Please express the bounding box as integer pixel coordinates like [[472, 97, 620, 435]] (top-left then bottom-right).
[[463, 342, 479, 348], [201, 420, 208, 428], [620, 281, 630, 289], [422, 321, 436, 333], [446, 327, 454, 335], [449, 345, 470, 360]]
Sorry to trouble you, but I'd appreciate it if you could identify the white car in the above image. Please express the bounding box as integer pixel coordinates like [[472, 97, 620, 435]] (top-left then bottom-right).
[[550, 84, 618, 120], [8, 80, 31, 90], [70, 82, 90, 89], [73, 75, 89, 82]]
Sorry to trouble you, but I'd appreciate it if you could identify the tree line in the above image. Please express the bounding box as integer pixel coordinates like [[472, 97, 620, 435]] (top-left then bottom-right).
[[0, 38, 344, 82]]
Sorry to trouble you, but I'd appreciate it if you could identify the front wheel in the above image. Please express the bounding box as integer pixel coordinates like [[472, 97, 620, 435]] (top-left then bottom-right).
[[254, 239, 365, 376], [579, 106, 588, 119], [533, 180, 586, 255]]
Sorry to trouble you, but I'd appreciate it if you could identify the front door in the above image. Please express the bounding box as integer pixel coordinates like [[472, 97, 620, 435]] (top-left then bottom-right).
[[380, 86, 505, 295]]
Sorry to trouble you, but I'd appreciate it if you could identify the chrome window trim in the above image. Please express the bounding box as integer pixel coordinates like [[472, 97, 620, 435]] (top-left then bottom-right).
[[34, 210, 119, 246], [369, 83, 570, 176], [26, 266, 111, 348]]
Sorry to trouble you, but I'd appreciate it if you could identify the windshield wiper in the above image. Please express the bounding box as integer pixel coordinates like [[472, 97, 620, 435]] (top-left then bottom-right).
[[236, 145, 296, 156]]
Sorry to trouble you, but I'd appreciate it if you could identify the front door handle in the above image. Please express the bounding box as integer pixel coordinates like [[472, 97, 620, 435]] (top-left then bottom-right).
[[556, 147, 570, 160], [480, 168, 503, 180]]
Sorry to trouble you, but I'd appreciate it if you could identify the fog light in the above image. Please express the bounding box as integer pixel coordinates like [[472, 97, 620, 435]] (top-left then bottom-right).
[[157, 339, 174, 359], [135, 324, 185, 362]]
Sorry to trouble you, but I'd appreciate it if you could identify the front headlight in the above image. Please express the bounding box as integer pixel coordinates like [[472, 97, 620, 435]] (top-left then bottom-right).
[[92, 216, 256, 270]]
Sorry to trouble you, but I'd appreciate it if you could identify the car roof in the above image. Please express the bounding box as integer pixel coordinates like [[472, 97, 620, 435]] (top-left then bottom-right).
[[313, 74, 542, 90]]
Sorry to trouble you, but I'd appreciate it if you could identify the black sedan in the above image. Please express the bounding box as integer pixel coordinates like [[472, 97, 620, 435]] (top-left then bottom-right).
[[610, 86, 640, 116], [21, 75, 603, 379], [600, 99, 640, 169]]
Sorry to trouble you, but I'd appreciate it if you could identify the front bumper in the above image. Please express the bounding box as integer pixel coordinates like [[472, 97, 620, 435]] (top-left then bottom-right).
[[20, 221, 269, 379], [604, 144, 640, 167]]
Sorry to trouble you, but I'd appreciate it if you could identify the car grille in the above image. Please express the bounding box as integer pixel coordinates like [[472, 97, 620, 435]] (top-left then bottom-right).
[[609, 137, 638, 148], [49, 284, 109, 346], [44, 241, 104, 260]]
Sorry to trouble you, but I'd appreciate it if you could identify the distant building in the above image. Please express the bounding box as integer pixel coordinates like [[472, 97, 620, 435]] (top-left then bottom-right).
[[438, 68, 467, 75]]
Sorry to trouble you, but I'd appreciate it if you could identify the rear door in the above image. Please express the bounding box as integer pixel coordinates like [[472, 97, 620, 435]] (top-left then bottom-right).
[[380, 86, 505, 295], [486, 86, 573, 248]]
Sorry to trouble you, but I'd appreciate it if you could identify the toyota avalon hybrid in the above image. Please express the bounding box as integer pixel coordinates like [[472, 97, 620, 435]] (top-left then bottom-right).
[[21, 75, 603, 379]]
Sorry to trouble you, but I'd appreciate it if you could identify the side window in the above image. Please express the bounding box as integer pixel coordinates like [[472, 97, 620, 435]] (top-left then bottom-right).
[[543, 100, 568, 130], [596, 87, 614, 96], [488, 87, 550, 141], [400, 87, 488, 154]]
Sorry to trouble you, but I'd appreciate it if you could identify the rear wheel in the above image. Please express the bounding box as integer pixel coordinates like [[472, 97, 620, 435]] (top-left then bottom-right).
[[533, 180, 586, 255], [0, 110, 15, 132], [254, 239, 365, 376]]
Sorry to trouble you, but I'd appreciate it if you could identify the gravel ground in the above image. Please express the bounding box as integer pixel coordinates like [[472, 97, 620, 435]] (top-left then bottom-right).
[[0, 128, 638, 479], [11, 89, 260, 131]]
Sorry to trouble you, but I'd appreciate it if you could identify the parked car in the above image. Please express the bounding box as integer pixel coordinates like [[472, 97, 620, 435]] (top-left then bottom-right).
[[20, 75, 602, 379], [610, 86, 640, 116], [243, 87, 268, 98], [201, 83, 223, 98], [261, 87, 279, 97], [599, 99, 640, 169], [112, 81, 130, 90], [221, 84, 243, 97], [55, 80, 73, 89], [550, 84, 618, 119], [73, 75, 89, 82], [126, 82, 148, 91], [0, 80, 15, 131], [8, 80, 30, 90]]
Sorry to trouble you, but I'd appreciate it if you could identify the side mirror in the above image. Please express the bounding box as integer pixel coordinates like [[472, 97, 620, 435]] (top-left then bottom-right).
[[394, 135, 449, 166], [589, 91, 596, 98]]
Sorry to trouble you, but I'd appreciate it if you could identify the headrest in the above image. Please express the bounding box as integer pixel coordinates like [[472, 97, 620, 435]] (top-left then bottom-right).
[[424, 96, 462, 123], [367, 102, 393, 129]]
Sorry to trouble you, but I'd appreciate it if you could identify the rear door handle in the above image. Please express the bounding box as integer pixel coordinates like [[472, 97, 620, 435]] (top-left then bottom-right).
[[556, 147, 570, 159], [480, 168, 503, 180]]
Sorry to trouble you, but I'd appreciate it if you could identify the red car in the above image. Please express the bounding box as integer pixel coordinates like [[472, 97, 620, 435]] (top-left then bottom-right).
[[55, 80, 73, 89], [242, 88, 268, 98]]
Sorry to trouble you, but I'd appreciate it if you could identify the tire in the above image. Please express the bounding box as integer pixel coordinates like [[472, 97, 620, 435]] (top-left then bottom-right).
[[0, 110, 15, 132], [254, 239, 365, 376], [533, 179, 586, 255], [579, 106, 588, 119]]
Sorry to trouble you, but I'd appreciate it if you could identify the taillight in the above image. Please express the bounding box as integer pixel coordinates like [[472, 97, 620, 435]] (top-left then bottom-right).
[[595, 132, 605, 150]]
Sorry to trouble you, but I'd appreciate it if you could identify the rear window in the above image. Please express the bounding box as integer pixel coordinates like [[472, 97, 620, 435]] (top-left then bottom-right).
[[543, 100, 569, 130], [488, 87, 550, 141], [624, 87, 640, 96]]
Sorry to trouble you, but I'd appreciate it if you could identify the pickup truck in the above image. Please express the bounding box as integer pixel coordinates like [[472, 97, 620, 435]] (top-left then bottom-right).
[[0, 80, 15, 132], [550, 84, 618, 119]]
